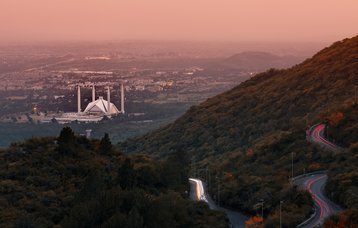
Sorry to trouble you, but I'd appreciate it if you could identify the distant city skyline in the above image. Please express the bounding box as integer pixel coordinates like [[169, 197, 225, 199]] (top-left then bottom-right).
[[0, 0, 357, 43]]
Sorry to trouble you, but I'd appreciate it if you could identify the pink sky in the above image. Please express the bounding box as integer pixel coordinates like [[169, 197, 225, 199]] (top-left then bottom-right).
[[0, 0, 357, 43]]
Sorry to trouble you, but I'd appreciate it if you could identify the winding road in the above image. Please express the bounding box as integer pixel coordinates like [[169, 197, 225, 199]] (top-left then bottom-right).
[[189, 178, 209, 205], [294, 173, 341, 227], [189, 178, 248, 228], [189, 123, 342, 227], [295, 123, 342, 227], [308, 123, 340, 151]]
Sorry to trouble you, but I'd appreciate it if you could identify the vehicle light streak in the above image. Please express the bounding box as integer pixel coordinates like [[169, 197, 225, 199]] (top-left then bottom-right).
[[305, 175, 330, 221], [189, 178, 208, 203], [311, 124, 337, 150]]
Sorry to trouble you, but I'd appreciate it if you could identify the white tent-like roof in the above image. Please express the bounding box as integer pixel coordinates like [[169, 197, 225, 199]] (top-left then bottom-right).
[[83, 96, 120, 115]]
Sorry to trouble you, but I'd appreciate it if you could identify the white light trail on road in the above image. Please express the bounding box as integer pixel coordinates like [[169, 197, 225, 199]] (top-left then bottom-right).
[[189, 178, 208, 203]]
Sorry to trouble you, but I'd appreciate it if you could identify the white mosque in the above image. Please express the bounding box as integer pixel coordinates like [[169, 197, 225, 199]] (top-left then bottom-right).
[[53, 83, 125, 123]]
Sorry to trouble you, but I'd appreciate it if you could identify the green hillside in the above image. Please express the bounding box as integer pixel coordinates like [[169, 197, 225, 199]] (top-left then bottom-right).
[[0, 128, 228, 227], [124, 36, 358, 157], [122, 35, 358, 226]]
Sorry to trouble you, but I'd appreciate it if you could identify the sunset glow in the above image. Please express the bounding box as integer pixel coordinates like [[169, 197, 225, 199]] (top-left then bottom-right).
[[0, 0, 357, 42]]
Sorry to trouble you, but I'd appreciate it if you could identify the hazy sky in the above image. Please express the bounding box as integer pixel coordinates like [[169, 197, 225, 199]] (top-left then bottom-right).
[[0, 0, 357, 43]]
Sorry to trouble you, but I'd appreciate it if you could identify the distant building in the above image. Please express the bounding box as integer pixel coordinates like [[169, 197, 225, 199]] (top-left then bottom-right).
[[85, 129, 92, 138], [51, 83, 125, 124], [84, 96, 119, 115]]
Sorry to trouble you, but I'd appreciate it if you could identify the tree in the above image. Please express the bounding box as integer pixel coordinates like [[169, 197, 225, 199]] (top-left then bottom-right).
[[99, 133, 112, 155], [161, 150, 189, 191], [57, 127, 76, 155], [117, 158, 136, 189], [328, 112, 344, 126], [126, 206, 144, 228], [245, 216, 263, 227]]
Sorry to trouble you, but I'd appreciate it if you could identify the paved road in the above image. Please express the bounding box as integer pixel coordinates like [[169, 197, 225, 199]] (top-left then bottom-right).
[[189, 124, 342, 227], [189, 178, 209, 205], [295, 173, 341, 227], [295, 124, 342, 227], [308, 123, 339, 151], [189, 178, 248, 228]]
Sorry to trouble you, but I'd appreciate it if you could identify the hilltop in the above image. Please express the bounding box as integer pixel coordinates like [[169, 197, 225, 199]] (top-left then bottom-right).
[[122, 35, 358, 226], [218, 51, 302, 71]]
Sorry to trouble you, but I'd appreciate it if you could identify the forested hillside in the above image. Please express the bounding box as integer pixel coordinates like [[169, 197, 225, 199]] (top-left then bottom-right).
[[122, 35, 358, 226], [0, 128, 228, 227], [124, 36, 358, 158], [323, 105, 358, 227]]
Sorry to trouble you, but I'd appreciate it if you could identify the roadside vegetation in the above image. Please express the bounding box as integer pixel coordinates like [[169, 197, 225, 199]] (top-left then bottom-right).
[[324, 208, 358, 227], [324, 104, 358, 225]]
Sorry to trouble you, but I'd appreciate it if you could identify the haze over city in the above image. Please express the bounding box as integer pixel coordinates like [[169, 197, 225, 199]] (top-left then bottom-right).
[[0, 0, 357, 43]]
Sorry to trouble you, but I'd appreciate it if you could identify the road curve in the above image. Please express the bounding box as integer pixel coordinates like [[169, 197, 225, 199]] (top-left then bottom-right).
[[308, 124, 339, 151], [189, 178, 248, 228], [295, 173, 341, 227], [189, 124, 342, 227], [189, 178, 209, 205]]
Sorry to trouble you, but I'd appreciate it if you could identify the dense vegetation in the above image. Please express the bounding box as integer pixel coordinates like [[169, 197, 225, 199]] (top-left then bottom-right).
[[0, 127, 228, 227], [325, 105, 358, 216], [324, 208, 358, 227], [122, 35, 358, 226]]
